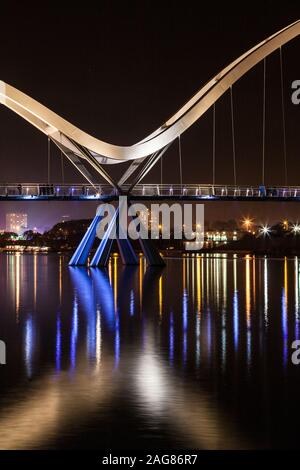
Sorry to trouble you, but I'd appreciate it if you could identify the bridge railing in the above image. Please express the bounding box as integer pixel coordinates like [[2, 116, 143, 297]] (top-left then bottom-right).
[[0, 183, 300, 198], [0, 183, 115, 198], [131, 184, 300, 198]]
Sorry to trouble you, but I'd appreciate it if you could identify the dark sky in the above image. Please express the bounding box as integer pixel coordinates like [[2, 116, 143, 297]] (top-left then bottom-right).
[[0, 1, 300, 230]]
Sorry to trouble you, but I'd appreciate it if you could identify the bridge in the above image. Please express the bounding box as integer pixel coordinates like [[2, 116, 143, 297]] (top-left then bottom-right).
[[1, 183, 300, 202], [1, 20, 300, 266]]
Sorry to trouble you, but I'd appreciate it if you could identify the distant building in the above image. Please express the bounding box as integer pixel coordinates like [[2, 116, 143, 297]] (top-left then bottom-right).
[[62, 215, 70, 223], [203, 230, 241, 249], [6, 213, 28, 235]]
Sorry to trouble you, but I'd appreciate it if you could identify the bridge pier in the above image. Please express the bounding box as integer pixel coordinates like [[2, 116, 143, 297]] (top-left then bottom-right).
[[90, 207, 138, 267], [69, 214, 102, 266], [69, 201, 164, 267], [138, 238, 165, 267]]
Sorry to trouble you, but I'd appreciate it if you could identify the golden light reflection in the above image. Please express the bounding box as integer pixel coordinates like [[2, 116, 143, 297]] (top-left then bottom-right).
[[159, 274, 163, 319], [210, 258, 213, 303], [201, 257, 204, 308], [206, 257, 210, 303], [113, 256, 118, 314], [108, 258, 112, 286], [252, 256, 256, 309], [191, 256, 195, 303], [215, 256, 220, 308], [222, 256, 227, 304]]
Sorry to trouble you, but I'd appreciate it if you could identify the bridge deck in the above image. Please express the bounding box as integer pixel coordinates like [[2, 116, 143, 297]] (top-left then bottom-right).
[[0, 183, 300, 201]]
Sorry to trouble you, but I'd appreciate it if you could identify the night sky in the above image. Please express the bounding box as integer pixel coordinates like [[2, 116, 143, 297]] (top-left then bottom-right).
[[0, 1, 300, 231]]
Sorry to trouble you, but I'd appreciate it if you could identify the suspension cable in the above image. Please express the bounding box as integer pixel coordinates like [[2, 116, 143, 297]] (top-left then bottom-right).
[[212, 103, 216, 185], [47, 136, 51, 184], [178, 135, 183, 189], [230, 86, 237, 186], [279, 46, 288, 186], [262, 58, 266, 185]]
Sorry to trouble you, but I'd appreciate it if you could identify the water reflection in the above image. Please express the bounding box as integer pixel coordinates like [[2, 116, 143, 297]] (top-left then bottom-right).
[[70, 295, 78, 371], [264, 257, 268, 327], [24, 314, 35, 379], [56, 313, 61, 373], [245, 256, 252, 366], [233, 256, 239, 350], [282, 258, 288, 368], [295, 257, 300, 339], [0, 253, 300, 449]]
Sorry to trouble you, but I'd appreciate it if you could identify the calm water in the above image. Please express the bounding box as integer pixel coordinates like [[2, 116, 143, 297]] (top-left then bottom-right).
[[0, 253, 300, 449]]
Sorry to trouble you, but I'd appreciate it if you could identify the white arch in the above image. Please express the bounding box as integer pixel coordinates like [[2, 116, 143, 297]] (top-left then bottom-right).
[[0, 19, 300, 165]]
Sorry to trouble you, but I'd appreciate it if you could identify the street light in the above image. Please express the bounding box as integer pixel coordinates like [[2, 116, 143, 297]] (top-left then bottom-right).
[[243, 218, 253, 232], [292, 223, 300, 234], [259, 224, 271, 236], [283, 219, 289, 230]]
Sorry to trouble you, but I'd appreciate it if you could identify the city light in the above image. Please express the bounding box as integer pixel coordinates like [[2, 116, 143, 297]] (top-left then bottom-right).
[[292, 223, 300, 234], [242, 217, 253, 231], [259, 224, 272, 236], [283, 219, 289, 230]]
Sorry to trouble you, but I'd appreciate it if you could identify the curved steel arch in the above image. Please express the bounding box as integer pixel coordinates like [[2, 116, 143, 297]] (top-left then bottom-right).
[[0, 19, 300, 165]]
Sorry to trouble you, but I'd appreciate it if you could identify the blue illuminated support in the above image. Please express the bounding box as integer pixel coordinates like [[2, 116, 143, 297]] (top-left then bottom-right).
[[90, 209, 118, 267], [90, 207, 138, 267], [70, 199, 163, 267], [117, 238, 138, 266], [69, 214, 102, 266], [117, 207, 139, 265], [127, 200, 165, 266]]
